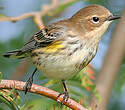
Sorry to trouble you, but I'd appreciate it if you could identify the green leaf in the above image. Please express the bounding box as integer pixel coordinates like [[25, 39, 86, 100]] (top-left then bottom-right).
[[0, 95, 17, 110], [0, 88, 21, 110]]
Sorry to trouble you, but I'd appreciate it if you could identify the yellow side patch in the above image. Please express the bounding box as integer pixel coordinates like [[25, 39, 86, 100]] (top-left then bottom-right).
[[42, 41, 64, 53], [33, 41, 64, 53]]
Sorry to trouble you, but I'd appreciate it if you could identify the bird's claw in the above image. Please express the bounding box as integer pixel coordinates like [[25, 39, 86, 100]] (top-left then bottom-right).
[[24, 77, 33, 94], [57, 91, 69, 105]]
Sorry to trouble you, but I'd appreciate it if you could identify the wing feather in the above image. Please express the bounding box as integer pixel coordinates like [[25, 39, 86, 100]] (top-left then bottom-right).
[[20, 24, 64, 53]]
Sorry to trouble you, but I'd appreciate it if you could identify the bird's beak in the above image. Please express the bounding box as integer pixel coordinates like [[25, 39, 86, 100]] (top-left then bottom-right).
[[107, 15, 120, 21]]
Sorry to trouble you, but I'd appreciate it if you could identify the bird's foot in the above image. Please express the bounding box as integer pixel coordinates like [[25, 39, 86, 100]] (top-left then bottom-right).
[[24, 68, 37, 94], [24, 77, 33, 94], [57, 91, 69, 105]]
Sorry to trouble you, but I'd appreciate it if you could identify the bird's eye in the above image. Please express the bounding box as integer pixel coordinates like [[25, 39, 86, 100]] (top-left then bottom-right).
[[92, 17, 99, 23]]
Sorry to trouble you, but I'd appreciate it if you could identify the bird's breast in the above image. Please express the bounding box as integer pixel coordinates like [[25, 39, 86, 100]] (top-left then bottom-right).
[[31, 38, 97, 79]]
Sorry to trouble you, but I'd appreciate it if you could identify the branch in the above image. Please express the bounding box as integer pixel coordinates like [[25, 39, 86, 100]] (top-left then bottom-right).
[[90, 10, 125, 110], [0, 0, 76, 29], [0, 80, 87, 110]]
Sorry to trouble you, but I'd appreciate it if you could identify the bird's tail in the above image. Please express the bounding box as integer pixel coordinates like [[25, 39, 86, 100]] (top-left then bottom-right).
[[3, 50, 27, 59]]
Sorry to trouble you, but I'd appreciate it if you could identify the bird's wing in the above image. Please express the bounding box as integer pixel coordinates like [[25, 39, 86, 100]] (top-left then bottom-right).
[[20, 24, 65, 53], [3, 23, 66, 59]]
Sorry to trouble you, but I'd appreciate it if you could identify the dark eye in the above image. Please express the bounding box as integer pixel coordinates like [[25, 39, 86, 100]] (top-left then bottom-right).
[[92, 17, 99, 23]]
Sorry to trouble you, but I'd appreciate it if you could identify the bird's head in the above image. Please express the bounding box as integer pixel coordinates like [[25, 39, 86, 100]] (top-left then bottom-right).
[[70, 4, 120, 38]]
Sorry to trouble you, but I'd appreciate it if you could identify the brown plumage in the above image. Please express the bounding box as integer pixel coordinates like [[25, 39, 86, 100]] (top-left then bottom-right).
[[3, 4, 120, 104]]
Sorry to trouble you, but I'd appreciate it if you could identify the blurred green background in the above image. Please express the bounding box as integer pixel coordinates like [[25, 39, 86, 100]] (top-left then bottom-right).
[[0, 0, 125, 110]]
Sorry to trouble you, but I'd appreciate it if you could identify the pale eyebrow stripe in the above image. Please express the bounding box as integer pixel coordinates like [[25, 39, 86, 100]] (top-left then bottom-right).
[[85, 15, 107, 19]]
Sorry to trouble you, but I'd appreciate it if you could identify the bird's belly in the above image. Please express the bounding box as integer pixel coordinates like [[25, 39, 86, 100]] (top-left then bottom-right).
[[31, 54, 81, 79], [31, 47, 96, 79]]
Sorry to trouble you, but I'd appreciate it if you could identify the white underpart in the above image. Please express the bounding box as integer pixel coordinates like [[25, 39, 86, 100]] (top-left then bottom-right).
[[32, 21, 111, 79], [32, 43, 95, 79]]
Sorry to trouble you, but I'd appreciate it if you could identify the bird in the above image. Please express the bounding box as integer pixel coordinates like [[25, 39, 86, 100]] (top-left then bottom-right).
[[3, 4, 120, 104]]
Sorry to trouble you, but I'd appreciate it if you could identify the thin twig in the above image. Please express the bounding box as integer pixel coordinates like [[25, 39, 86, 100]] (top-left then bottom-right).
[[0, 80, 87, 110], [0, 0, 76, 29]]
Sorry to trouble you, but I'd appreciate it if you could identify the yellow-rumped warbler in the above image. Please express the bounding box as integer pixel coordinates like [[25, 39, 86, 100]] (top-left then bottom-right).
[[3, 4, 120, 104]]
